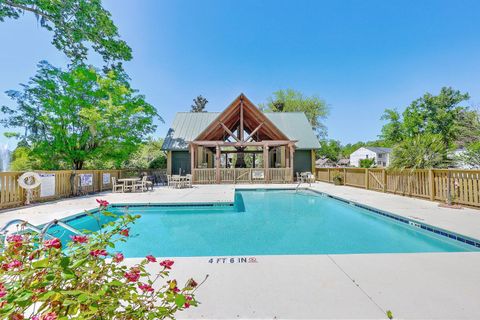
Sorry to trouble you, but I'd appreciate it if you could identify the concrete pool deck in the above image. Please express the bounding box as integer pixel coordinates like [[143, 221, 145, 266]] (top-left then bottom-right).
[[135, 252, 480, 319], [1, 182, 480, 319]]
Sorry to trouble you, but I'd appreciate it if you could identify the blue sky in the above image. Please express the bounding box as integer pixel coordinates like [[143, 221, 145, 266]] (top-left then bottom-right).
[[1, 0, 479, 149]]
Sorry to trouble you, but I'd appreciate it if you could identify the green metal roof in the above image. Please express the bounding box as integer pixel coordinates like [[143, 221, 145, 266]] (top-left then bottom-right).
[[162, 112, 320, 150], [263, 112, 320, 150]]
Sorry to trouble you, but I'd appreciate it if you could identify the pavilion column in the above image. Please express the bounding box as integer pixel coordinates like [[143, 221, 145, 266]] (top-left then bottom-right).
[[263, 145, 269, 183], [190, 144, 195, 180], [290, 144, 295, 182], [216, 145, 221, 183], [286, 145, 290, 168]]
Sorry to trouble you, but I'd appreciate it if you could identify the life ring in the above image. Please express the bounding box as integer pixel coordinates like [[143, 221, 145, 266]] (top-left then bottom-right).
[[18, 172, 42, 189]]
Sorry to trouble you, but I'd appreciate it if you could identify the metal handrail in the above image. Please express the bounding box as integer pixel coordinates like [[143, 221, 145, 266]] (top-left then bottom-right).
[[39, 219, 83, 241], [1, 218, 83, 243], [1, 219, 44, 235]]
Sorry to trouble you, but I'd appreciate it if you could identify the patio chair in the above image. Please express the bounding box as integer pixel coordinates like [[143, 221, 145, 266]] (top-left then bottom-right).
[[141, 176, 154, 191], [171, 175, 181, 188], [301, 172, 315, 185], [131, 176, 150, 192], [296, 172, 304, 183], [112, 177, 124, 193], [185, 174, 193, 188]]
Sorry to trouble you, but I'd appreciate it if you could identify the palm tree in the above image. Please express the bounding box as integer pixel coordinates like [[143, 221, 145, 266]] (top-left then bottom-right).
[[390, 134, 449, 170]]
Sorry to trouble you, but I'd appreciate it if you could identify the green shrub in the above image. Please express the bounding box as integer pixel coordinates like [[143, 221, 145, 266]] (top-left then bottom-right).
[[359, 158, 375, 168]]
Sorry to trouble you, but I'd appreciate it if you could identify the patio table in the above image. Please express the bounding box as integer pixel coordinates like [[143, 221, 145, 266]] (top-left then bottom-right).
[[117, 178, 140, 192]]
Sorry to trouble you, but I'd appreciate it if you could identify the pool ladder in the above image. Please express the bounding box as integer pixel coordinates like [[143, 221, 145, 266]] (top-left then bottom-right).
[[295, 181, 303, 192], [1, 218, 83, 244]]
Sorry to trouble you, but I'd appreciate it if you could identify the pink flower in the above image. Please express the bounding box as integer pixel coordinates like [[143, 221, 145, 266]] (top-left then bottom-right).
[[119, 229, 129, 237], [184, 302, 191, 308], [31, 316, 40, 320], [0, 283, 7, 298], [89, 249, 108, 257], [145, 255, 156, 263], [96, 199, 109, 207], [43, 238, 62, 250], [7, 234, 23, 247], [159, 259, 174, 269], [113, 253, 124, 263], [138, 283, 154, 292], [7, 259, 23, 270], [41, 312, 57, 320], [70, 235, 88, 244], [124, 267, 141, 282]]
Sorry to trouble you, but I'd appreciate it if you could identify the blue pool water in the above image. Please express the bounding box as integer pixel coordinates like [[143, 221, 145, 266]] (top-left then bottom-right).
[[48, 190, 478, 257]]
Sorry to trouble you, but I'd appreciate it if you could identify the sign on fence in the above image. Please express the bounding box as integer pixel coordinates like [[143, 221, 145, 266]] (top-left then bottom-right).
[[39, 173, 56, 197], [102, 173, 111, 185], [79, 174, 93, 187], [252, 170, 264, 179]]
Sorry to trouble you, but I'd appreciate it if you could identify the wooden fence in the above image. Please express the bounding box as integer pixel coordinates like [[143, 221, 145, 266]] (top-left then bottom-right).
[[0, 169, 166, 210], [315, 167, 480, 208]]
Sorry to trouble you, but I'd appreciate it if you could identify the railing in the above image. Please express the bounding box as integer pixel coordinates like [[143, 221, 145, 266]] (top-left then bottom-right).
[[193, 169, 216, 184], [315, 167, 480, 208], [268, 168, 292, 183], [192, 168, 292, 184], [0, 169, 167, 210]]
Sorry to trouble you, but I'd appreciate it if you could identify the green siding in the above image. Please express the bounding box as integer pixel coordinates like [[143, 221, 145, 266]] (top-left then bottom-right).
[[294, 150, 312, 175], [172, 151, 191, 175]]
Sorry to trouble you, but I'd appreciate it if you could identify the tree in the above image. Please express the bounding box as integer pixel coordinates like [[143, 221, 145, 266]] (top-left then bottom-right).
[[317, 139, 342, 162], [261, 89, 329, 138], [380, 87, 471, 150], [123, 138, 167, 169], [0, 0, 131, 63], [190, 95, 208, 112], [9, 146, 36, 171], [455, 108, 480, 148], [1, 61, 160, 170], [390, 134, 448, 170], [380, 109, 404, 144]]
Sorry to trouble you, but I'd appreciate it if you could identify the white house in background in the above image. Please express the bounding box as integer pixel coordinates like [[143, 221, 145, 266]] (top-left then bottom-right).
[[451, 148, 479, 169], [349, 147, 392, 167]]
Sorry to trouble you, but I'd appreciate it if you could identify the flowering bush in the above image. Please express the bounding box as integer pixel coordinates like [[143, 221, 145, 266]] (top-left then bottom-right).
[[0, 200, 203, 319]]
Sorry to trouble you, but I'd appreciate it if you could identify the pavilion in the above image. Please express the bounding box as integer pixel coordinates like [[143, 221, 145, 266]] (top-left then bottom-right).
[[162, 94, 320, 183]]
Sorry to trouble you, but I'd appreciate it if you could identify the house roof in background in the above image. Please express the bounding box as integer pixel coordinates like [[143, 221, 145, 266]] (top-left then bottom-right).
[[162, 112, 320, 150], [337, 158, 350, 165], [363, 147, 392, 154]]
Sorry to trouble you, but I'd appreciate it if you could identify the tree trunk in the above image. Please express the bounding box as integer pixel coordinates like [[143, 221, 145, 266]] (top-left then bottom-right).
[[70, 161, 84, 196]]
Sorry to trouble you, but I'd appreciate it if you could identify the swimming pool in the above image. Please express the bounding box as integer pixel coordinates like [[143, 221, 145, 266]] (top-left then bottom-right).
[[48, 189, 479, 257]]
